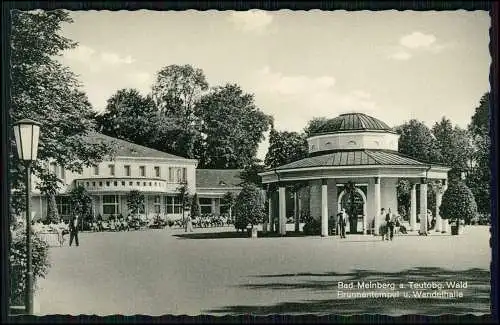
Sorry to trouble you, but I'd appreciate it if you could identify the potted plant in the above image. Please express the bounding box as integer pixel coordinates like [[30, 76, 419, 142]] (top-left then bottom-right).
[[440, 179, 478, 236]]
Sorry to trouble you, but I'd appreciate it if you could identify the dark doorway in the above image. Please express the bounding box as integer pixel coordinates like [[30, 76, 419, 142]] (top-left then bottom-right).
[[340, 190, 364, 234]]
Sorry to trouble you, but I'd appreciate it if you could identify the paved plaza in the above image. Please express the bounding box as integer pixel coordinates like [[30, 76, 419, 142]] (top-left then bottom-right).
[[35, 226, 491, 316]]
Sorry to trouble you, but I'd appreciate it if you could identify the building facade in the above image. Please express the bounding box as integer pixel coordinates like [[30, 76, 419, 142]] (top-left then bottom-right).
[[29, 133, 243, 221]]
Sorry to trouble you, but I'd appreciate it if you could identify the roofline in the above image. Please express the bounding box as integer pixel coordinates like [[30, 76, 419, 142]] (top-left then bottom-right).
[[259, 164, 451, 176], [307, 129, 399, 138], [196, 187, 242, 190], [111, 156, 198, 164]]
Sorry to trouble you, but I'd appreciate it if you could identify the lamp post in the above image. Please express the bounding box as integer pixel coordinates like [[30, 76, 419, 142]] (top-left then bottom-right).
[[13, 118, 41, 315]]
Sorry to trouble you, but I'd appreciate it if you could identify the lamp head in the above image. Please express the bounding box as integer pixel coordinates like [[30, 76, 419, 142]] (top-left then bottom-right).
[[13, 119, 41, 162]]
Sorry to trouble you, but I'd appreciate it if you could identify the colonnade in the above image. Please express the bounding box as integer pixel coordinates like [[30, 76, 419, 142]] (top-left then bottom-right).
[[266, 177, 448, 237]]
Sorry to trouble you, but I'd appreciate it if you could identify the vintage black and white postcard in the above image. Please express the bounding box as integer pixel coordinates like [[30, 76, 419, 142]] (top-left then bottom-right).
[[4, 3, 495, 321]]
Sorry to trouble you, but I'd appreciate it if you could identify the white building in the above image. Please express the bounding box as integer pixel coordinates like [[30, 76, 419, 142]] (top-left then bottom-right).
[[30, 133, 243, 221]]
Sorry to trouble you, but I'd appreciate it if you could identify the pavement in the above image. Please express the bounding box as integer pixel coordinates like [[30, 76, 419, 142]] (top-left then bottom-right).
[[34, 225, 491, 316]]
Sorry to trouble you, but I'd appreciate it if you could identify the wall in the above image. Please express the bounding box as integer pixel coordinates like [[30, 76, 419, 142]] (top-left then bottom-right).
[[307, 131, 400, 154]]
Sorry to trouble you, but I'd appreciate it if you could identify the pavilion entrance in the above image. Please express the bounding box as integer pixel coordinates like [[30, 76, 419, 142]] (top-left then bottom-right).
[[339, 189, 365, 234]]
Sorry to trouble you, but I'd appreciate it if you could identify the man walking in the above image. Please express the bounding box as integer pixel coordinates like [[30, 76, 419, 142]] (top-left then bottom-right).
[[337, 209, 347, 238], [69, 214, 80, 247], [386, 208, 395, 241]]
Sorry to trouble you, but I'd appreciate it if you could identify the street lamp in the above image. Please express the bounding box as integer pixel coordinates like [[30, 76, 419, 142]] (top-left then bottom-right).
[[13, 118, 41, 315]]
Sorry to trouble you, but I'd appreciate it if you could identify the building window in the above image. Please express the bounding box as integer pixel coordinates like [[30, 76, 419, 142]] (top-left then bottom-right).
[[56, 196, 72, 220], [92, 182, 96, 187], [199, 198, 213, 214], [60, 166, 66, 180], [109, 164, 115, 176], [154, 166, 161, 177], [114, 181, 118, 186], [124, 165, 131, 176], [139, 166, 146, 177], [106, 181, 110, 187], [122, 181, 125, 186], [86, 182, 90, 187], [153, 196, 161, 214], [129, 181, 133, 186], [94, 165, 100, 176], [102, 195, 119, 216], [169, 167, 187, 183], [99, 181, 103, 187], [49, 162, 57, 175], [165, 196, 182, 214]]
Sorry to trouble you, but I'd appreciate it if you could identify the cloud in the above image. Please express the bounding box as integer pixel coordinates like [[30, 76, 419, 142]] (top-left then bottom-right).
[[100, 52, 135, 65], [388, 51, 412, 61], [62, 44, 135, 71], [124, 71, 153, 92], [228, 10, 273, 33], [400, 32, 437, 49], [251, 66, 378, 131]]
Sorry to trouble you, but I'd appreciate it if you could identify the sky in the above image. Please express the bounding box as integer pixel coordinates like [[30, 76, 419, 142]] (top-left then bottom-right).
[[58, 10, 491, 161]]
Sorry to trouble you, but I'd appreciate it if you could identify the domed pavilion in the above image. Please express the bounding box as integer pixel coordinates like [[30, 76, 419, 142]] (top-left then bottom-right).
[[259, 112, 451, 236]]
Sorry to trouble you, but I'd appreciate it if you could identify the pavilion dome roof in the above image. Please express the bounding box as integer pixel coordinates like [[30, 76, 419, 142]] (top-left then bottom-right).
[[309, 112, 393, 135]]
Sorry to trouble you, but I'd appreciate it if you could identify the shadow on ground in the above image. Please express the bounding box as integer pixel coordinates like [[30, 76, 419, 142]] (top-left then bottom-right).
[[205, 267, 491, 316], [173, 231, 313, 240]]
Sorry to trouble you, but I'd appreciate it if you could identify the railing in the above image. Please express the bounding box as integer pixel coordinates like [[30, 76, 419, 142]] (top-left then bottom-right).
[[74, 178, 181, 193]]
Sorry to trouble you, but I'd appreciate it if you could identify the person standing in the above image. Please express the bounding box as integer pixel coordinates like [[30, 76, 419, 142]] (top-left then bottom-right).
[[386, 208, 395, 241], [69, 214, 80, 247], [337, 209, 347, 238]]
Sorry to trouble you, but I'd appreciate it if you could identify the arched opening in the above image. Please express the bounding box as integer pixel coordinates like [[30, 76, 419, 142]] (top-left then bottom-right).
[[338, 188, 367, 234]]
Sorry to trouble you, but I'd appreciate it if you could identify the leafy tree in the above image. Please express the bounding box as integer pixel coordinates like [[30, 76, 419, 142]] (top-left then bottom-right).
[[151, 64, 209, 123], [10, 10, 111, 213], [94, 89, 159, 146], [191, 193, 201, 218], [265, 129, 308, 168], [440, 179, 478, 225], [343, 181, 359, 233], [234, 183, 266, 230], [69, 185, 93, 228], [221, 191, 237, 220], [176, 184, 192, 222], [126, 190, 145, 216], [195, 84, 273, 169], [304, 117, 329, 136], [239, 159, 266, 185], [394, 120, 442, 163], [466, 93, 490, 214], [432, 117, 474, 179]]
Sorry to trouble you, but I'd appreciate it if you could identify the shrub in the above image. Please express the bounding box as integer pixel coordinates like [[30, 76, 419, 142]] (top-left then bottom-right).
[[303, 217, 321, 235], [234, 183, 265, 230], [9, 223, 51, 306], [440, 179, 478, 225]]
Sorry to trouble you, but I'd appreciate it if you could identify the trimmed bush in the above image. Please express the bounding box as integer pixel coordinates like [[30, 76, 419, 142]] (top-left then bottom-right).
[[234, 183, 265, 230], [440, 179, 478, 224]]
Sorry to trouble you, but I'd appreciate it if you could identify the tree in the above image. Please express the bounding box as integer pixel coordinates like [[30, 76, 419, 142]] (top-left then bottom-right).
[[466, 93, 490, 214], [95, 89, 159, 146], [432, 117, 474, 179], [234, 183, 266, 230], [264, 129, 308, 168], [395, 120, 442, 164], [126, 190, 145, 217], [304, 117, 329, 136], [10, 10, 112, 214], [221, 191, 237, 220], [176, 184, 191, 222], [151, 64, 209, 123], [344, 181, 359, 234], [69, 185, 93, 229], [191, 193, 201, 218], [440, 179, 478, 226], [195, 84, 273, 169], [239, 159, 266, 186]]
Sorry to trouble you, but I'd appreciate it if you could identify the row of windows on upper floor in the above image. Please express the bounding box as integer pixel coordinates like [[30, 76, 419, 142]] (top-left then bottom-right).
[[48, 162, 187, 183]]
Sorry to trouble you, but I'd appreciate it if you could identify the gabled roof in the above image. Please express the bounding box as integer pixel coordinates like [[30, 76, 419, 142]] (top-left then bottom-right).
[[85, 132, 189, 160], [274, 150, 428, 170], [196, 169, 244, 189]]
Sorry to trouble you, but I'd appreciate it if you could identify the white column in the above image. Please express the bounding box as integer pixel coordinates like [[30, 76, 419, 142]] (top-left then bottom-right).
[[279, 186, 286, 235], [419, 179, 428, 234], [268, 190, 273, 229], [441, 180, 449, 233], [211, 198, 216, 215], [410, 183, 417, 231], [373, 177, 381, 235], [297, 192, 302, 232], [321, 179, 328, 237], [40, 196, 43, 220], [435, 181, 443, 232], [294, 191, 300, 232]]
